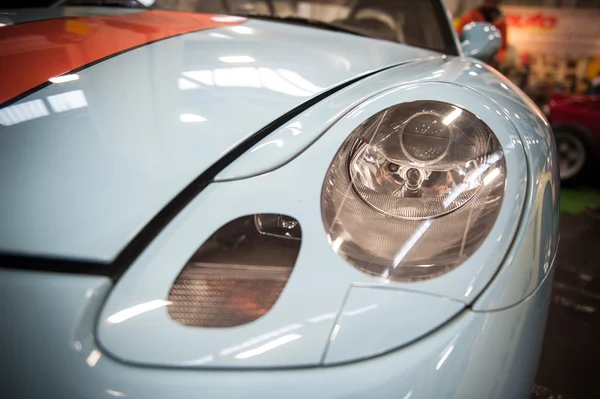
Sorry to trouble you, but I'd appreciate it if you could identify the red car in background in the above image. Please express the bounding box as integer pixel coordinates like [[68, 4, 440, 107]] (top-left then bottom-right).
[[546, 92, 600, 183]]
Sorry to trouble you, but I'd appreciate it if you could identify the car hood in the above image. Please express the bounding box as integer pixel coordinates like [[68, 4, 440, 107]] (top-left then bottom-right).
[[0, 12, 438, 262]]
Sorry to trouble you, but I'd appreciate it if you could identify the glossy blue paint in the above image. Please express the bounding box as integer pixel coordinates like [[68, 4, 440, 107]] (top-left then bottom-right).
[[323, 286, 464, 365], [1, 265, 553, 398], [460, 22, 502, 62], [215, 57, 445, 181], [97, 81, 528, 368], [0, 19, 435, 261], [0, 270, 112, 399], [457, 65, 560, 311]]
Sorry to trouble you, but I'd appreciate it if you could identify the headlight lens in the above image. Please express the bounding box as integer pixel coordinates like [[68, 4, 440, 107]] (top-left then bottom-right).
[[322, 101, 506, 281]]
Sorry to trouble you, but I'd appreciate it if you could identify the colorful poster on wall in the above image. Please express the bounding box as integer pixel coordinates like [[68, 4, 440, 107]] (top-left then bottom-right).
[[494, 6, 600, 103], [503, 6, 600, 59]]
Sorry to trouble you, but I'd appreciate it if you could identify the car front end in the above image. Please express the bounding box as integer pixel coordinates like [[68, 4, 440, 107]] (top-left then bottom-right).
[[0, 2, 558, 398]]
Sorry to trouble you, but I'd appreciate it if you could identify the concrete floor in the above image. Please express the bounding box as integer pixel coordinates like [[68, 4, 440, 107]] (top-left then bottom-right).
[[532, 213, 600, 399]]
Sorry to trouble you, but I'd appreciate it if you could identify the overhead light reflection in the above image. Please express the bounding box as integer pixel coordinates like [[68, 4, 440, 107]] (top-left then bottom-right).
[[286, 121, 302, 136], [483, 168, 501, 185], [216, 67, 260, 87], [442, 152, 501, 208], [105, 389, 127, 397], [330, 324, 341, 342], [347, 108, 364, 118], [86, 349, 102, 367], [393, 220, 433, 267], [49, 74, 79, 84], [277, 69, 323, 93], [251, 139, 283, 152], [183, 70, 214, 86], [181, 355, 214, 366], [220, 323, 302, 356], [442, 108, 463, 125], [107, 300, 171, 324], [47, 90, 88, 113], [178, 78, 200, 90], [0, 99, 49, 126], [219, 55, 255, 63], [235, 334, 302, 359], [331, 236, 344, 253], [343, 304, 379, 317], [436, 344, 454, 370], [208, 32, 233, 40], [180, 113, 207, 123], [211, 15, 246, 23], [307, 312, 336, 323], [230, 26, 254, 34], [258, 68, 312, 96], [181, 67, 321, 97]]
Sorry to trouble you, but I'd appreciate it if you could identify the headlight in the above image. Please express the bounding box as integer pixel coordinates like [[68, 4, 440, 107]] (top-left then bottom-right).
[[321, 101, 506, 281]]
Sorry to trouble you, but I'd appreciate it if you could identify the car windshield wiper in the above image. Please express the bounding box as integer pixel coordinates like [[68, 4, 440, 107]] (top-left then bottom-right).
[[233, 14, 374, 39]]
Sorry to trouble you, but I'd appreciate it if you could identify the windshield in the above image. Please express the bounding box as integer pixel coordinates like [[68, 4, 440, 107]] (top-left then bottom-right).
[[10, 0, 458, 55], [156, 0, 458, 55]]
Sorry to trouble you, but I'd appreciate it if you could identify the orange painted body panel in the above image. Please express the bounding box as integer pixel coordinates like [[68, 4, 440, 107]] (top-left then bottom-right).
[[0, 10, 243, 105]]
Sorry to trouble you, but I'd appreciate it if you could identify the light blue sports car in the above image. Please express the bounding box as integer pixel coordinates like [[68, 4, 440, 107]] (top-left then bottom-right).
[[0, 1, 559, 398]]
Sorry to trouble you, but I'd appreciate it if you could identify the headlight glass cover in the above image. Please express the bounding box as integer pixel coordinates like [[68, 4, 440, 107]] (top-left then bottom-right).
[[322, 101, 506, 281]]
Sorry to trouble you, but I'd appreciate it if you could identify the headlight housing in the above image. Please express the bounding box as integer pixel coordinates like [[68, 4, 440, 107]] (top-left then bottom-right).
[[322, 101, 506, 281]]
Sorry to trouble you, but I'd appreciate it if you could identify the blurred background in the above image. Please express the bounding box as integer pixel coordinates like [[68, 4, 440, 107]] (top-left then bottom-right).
[[447, 2, 600, 398], [447, 0, 600, 105]]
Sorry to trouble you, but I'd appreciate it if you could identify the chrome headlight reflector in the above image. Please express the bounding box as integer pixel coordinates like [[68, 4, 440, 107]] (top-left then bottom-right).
[[322, 101, 506, 281]]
